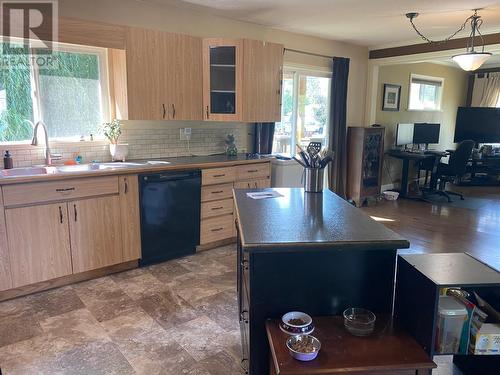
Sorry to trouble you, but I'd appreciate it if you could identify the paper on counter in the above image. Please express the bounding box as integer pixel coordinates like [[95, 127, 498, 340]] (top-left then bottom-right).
[[246, 191, 283, 200]]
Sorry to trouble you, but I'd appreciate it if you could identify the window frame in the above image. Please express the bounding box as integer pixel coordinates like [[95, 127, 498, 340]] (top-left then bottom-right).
[[276, 67, 332, 156], [408, 73, 444, 112], [0, 38, 110, 145]]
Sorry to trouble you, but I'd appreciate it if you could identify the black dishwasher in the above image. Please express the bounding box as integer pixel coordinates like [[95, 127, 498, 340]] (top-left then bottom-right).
[[139, 170, 201, 266]]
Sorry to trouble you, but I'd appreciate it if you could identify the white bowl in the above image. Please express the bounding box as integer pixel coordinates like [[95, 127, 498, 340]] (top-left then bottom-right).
[[383, 191, 399, 201]]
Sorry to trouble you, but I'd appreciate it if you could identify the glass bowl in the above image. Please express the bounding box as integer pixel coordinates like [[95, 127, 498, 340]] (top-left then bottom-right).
[[343, 308, 376, 336]]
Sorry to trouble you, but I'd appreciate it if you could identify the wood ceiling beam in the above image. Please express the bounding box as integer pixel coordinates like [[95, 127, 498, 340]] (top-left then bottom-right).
[[369, 33, 500, 59]]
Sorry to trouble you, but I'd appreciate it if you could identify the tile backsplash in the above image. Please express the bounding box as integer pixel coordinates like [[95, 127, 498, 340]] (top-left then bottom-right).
[[2, 121, 253, 168]]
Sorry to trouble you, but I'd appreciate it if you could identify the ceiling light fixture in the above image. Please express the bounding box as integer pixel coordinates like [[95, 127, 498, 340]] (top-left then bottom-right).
[[405, 9, 492, 71]]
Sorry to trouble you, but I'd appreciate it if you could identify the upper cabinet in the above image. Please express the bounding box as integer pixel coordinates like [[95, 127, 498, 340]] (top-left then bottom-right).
[[203, 39, 243, 122], [110, 28, 284, 123], [115, 27, 203, 121], [203, 38, 284, 123]]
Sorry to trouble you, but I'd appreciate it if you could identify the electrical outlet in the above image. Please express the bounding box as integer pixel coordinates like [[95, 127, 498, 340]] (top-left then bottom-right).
[[180, 128, 192, 141]]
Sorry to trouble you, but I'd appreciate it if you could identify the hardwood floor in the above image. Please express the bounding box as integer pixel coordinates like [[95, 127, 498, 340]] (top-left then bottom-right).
[[362, 185, 500, 270]]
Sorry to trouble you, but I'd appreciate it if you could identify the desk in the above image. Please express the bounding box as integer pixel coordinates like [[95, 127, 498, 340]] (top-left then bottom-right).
[[386, 149, 447, 198], [266, 316, 436, 375]]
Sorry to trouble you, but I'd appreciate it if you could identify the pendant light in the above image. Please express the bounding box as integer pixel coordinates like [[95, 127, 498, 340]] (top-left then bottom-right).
[[406, 9, 492, 71]]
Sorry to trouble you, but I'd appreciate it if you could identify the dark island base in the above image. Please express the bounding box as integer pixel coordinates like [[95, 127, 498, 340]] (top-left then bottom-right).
[[238, 241, 398, 375]]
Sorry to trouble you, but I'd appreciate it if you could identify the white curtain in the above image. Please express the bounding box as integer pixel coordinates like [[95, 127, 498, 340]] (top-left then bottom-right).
[[475, 72, 500, 107]]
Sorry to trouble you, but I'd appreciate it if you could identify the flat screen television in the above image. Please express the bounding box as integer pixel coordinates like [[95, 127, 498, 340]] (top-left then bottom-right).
[[454, 107, 500, 143]]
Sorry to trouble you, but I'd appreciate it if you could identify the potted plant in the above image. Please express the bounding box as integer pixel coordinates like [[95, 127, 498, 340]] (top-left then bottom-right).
[[102, 119, 128, 162]]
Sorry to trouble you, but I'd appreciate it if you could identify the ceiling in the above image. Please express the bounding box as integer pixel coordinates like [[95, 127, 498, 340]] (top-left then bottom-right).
[[144, 0, 500, 47]]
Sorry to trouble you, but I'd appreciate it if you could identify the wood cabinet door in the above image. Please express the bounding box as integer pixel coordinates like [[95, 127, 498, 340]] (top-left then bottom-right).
[[165, 33, 203, 120], [242, 40, 284, 122], [202, 38, 243, 121], [5, 203, 72, 287], [69, 196, 123, 273], [126, 27, 164, 120], [119, 175, 141, 262]]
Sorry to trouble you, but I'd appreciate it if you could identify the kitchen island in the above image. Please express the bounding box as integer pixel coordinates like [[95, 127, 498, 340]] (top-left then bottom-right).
[[233, 188, 410, 375]]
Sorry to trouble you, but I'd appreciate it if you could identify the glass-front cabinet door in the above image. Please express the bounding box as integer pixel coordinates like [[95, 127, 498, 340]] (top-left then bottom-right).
[[203, 39, 242, 121]]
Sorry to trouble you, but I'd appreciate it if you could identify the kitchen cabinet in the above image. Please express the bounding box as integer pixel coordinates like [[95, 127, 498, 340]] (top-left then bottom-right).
[[69, 195, 123, 273], [203, 38, 243, 121], [5, 203, 73, 287], [0, 175, 141, 295], [203, 38, 283, 122], [119, 175, 141, 262], [199, 161, 271, 250], [0, 192, 12, 291], [242, 39, 283, 122], [123, 27, 202, 121]]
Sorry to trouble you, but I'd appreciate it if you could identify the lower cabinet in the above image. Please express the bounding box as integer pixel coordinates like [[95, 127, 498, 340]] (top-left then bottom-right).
[[5, 203, 73, 287], [69, 195, 123, 273], [1, 175, 141, 290]]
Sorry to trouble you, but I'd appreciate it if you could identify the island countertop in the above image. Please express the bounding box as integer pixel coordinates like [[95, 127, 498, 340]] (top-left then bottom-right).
[[234, 188, 409, 252]]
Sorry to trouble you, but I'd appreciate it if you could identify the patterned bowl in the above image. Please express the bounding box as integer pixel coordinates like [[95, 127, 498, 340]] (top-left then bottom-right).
[[281, 311, 314, 335]]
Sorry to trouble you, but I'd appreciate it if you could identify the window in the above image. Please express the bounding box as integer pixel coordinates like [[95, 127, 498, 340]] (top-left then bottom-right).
[[408, 74, 444, 111], [273, 69, 331, 156], [0, 41, 109, 143]]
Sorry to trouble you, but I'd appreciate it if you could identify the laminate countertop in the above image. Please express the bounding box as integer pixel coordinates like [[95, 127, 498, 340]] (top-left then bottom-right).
[[234, 188, 409, 252], [0, 154, 271, 185]]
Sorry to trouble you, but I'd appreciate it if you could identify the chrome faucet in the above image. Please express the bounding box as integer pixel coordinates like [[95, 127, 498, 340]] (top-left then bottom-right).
[[31, 121, 62, 165]]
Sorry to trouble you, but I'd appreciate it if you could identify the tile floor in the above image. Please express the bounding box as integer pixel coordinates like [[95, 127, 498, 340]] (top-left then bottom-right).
[[0, 244, 462, 375], [0, 245, 243, 375]]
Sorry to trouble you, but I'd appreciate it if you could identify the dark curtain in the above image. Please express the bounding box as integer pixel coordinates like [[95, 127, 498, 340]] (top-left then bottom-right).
[[254, 122, 275, 154], [328, 57, 350, 197]]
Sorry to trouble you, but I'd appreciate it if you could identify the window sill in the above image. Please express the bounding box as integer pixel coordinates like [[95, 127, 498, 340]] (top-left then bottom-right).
[[0, 139, 108, 149], [406, 109, 443, 113]]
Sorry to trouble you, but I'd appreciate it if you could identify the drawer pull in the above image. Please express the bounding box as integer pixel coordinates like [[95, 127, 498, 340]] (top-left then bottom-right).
[[124, 179, 128, 194], [58, 206, 63, 224], [213, 174, 226, 178], [56, 187, 75, 193], [247, 169, 259, 173], [211, 227, 224, 232], [212, 190, 224, 194], [73, 204, 78, 222], [211, 206, 224, 210]]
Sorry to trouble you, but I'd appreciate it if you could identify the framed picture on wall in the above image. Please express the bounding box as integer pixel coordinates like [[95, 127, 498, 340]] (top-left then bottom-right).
[[382, 84, 401, 111]]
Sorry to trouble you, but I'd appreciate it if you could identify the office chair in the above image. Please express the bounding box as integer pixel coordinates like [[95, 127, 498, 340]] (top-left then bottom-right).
[[424, 140, 475, 202]]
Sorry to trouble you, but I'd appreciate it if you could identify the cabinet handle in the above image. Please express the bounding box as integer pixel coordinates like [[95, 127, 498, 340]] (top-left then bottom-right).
[[124, 179, 128, 194], [213, 174, 225, 178], [172, 103, 176, 119], [254, 182, 258, 188], [59, 206, 63, 224], [247, 183, 250, 188], [162, 103, 166, 119], [212, 190, 223, 194], [56, 187, 75, 194], [211, 227, 224, 232], [206, 105, 209, 119], [211, 206, 224, 211], [73, 204, 77, 222], [247, 169, 258, 173], [240, 310, 249, 324]]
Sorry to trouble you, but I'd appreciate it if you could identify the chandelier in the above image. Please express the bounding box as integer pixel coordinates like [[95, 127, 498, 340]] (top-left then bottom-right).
[[406, 9, 492, 71]]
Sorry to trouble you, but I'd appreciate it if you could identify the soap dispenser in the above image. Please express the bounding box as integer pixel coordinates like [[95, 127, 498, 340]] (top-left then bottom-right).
[[3, 150, 13, 169]]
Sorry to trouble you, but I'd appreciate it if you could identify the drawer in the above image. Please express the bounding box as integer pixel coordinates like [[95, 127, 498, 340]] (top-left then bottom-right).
[[201, 198, 233, 219], [202, 167, 235, 186], [201, 183, 233, 202], [200, 214, 235, 245], [235, 163, 269, 181], [234, 178, 270, 189], [2, 176, 119, 207]]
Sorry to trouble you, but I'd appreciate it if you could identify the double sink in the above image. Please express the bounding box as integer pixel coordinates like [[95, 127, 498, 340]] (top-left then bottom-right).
[[0, 162, 159, 178]]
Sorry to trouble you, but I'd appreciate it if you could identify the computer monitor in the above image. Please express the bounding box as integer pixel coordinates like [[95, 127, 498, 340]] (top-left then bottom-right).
[[396, 123, 414, 146], [413, 123, 440, 145]]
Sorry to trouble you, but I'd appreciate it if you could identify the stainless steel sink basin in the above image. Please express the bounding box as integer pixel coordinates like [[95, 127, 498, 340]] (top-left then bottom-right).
[[1, 166, 57, 177], [56, 162, 145, 173]]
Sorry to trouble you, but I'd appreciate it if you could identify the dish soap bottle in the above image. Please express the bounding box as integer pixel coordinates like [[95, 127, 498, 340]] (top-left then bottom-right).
[[3, 150, 13, 169]]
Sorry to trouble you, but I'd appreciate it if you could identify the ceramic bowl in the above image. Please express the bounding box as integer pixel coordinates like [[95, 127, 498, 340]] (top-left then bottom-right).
[[286, 334, 321, 361], [280, 311, 314, 335]]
